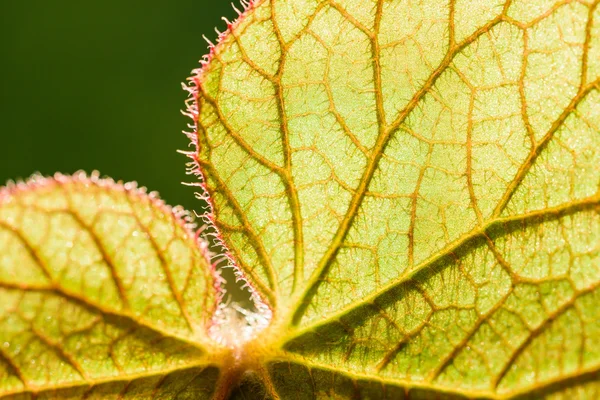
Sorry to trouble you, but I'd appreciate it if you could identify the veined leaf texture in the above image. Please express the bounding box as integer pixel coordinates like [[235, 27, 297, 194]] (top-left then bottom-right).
[[2, 0, 600, 398]]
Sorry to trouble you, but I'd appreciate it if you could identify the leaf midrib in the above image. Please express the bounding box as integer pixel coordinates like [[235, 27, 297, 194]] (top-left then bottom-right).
[[286, 192, 600, 338], [199, 0, 600, 336], [287, 3, 509, 326], [0, 363, 217, 399], [266, 354, 600, 400], [288, 9, 600, 330], [0, 218, 210, 353]]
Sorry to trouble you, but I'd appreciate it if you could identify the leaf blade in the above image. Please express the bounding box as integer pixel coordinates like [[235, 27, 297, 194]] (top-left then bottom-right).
[[190, 0, 600, 396], [0, 174, 220, 398]]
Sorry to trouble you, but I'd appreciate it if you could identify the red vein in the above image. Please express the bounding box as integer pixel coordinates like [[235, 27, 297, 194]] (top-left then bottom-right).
[[199, 94, 285, 174], [62, 209, 131, 310], [0, 282, 206, 354], [0, 347, 28, 390], [289, 192, 600, 337], [30, 326, 88, 380], [518, 29, 537, 146], [270, 0, 306, 294], [407, 144, 434, 268], [0, 365, 213, 400], [492, 78, 600, 217], [493, 280, 600, 389], [195, 153, 278, 304], [466, 86, 484, 224], [124, 194, 197, 334], [0, 221, 53, 283], [580, 1, 600, 89], [426, 240, 515, 382], [291, 8, 507, 326]]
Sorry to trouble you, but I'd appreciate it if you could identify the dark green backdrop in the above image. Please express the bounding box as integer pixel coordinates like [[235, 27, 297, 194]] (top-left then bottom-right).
[[0, 0, 249, 301], [1, 0, 234, 212]]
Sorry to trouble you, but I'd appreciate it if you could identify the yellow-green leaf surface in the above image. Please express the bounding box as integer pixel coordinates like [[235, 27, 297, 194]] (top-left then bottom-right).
[[187, 0, 600, 397], [0, 174, 221, 399]]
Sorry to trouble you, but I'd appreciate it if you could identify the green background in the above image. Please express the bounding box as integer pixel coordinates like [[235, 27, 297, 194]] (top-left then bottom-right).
[[1, 0, 234, 212], [0, 0, 248, 301]]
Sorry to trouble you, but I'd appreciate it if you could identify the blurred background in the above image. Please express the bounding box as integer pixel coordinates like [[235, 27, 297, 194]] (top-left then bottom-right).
[[0, 0, 249, 302], [0, 0, 235, 209]]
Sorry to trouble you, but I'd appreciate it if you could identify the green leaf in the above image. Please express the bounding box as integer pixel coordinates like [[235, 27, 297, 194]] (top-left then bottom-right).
[[187, 0, 600, 397], [0, 173, 221, 399]]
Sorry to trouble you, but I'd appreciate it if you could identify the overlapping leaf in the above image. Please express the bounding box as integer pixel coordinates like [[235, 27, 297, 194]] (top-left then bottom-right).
[[188, 0, 600, 398], [0, 174, 220, 399], [1, 0, 599, 398]]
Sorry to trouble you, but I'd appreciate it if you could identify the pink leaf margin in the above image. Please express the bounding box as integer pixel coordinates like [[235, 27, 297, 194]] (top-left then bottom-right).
[[0, 170, 225, 334], [180, 0, 273, 332]]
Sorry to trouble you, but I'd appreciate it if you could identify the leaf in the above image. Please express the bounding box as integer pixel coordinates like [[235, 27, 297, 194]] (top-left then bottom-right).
[[186, 0, 600, 398], [0, 173, 221, 399]]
